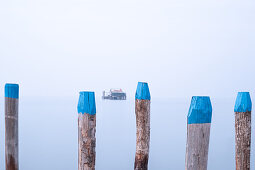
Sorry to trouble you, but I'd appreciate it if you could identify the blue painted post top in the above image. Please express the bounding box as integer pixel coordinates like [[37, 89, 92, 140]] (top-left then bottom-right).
[[234, 92, 252, 112], [135, 82, 151, 100], [5, 83, 19, 99], [187, 96, 212, 124], [77, 91, 96, 115]]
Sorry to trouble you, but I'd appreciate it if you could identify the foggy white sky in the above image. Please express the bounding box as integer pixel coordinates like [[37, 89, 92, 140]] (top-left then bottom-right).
[[0, 0, 255, 99]]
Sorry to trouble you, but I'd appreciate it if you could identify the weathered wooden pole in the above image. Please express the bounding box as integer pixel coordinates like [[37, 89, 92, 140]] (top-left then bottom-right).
[[5, 83, 19, 170], [234, 92, 252, 170], [134, 82, 151, 170], [77, 91, 96, 170], [185, 96, 212, 170]]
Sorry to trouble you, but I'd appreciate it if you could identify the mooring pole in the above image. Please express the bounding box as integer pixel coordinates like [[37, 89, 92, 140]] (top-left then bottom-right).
[[134, 82, 151, 170], [234, 92, 252, 170], [77, 91, 96, 170], [5, 83, 19, 170], [185, 96, 212, 170]]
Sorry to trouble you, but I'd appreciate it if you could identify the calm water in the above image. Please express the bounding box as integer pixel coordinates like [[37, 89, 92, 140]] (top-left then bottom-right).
[[0, 97, 254, 170]]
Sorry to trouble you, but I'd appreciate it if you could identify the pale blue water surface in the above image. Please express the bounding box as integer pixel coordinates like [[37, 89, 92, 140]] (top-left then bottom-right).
[[0, 97, 254, 170]]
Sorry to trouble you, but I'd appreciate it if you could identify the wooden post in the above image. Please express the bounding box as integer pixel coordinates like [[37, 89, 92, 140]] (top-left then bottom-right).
[[5, 83, 19, 170], [185, 96, 212, 170], [77, 91, 96, 170], [234, 92, 252, 170], [134, 82, 151, 170]]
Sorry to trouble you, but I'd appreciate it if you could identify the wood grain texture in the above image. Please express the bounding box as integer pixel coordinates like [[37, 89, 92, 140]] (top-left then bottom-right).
[[235, 111, 251, 170], [185, 123, 211, 170], [78, 113, 96, 170], [5, 97, 19, 170], [134, 99, 150, 170]]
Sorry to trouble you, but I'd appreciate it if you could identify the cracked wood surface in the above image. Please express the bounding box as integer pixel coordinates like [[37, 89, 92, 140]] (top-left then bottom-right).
[[235, 111, 251, 170], [134, 99, 150, 170], [185, 123, 211, 170], [78, 113, 96, 170], [5, 97, 19, 170]]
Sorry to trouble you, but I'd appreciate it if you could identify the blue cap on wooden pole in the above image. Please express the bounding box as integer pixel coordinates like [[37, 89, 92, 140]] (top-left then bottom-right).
[[187, 96, 212, 124], [77, 91, 96, 115], [5, 83, 19, 99], [234, 92, 252, 112], [135, 82, 151, 100]]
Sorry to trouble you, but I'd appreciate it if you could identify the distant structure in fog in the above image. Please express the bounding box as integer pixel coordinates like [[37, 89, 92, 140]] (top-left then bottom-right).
[[102, 88, 126, 100]]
